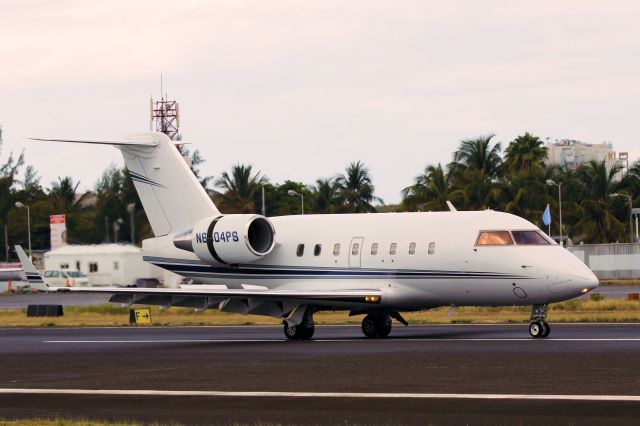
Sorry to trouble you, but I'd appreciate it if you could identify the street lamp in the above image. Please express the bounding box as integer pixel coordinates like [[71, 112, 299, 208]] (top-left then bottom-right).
[[14, 202, 31, 258], [546, 180, 563, 246], [127, 203, 136, 244], [287, 190, 304, 215], [610, 193, 635, 242]]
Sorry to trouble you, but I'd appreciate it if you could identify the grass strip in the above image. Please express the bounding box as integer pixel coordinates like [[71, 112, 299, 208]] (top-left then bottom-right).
[[0, 299, 639, 327]]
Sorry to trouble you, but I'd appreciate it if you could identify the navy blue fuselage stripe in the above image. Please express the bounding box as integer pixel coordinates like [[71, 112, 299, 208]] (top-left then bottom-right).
[[145, 259, 531, 280]]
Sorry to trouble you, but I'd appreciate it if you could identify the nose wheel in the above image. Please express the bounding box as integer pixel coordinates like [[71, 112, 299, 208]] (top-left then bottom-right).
[[529, 321, 550, 338], [529, 304, 550, 338]]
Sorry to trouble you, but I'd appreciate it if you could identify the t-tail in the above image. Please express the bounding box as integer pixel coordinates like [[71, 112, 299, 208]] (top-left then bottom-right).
[[31, 133, 219, 237], [15, 245, 48, 292]]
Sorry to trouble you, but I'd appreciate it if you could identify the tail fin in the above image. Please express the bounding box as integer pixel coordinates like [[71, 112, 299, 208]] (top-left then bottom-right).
[[31, 132, 219, 236], [15, 245, 48, 291]]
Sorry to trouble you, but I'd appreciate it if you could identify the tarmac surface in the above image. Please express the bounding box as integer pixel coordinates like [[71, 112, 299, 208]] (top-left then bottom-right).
[[0, 324, 640, 424]]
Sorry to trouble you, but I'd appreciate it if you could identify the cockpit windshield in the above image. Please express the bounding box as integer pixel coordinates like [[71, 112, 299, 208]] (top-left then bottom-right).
[[476, 231, 513, 245], [511, 230, 550, 245], [476, 230, 552, 246]]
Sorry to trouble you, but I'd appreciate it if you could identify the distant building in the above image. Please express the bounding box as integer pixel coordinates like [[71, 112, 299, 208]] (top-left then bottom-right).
[[43, 244, 180, 287], [545, 139, 627, 178]]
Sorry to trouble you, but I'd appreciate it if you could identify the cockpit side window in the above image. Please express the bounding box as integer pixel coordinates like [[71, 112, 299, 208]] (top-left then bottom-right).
[[476, 231, 513, 246], [512, 230, 550, 245]]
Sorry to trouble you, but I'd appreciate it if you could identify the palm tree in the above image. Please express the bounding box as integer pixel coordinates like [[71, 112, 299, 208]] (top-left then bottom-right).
[[505, 132, 548, 173], [501, 167, 548, 224], [313, 178, 343, 214], [402, 164, 452, 211], [448, 135, 503, 210], [214, 164, 267, 214], [571, 160, 626, 243], [336, 161, 382, 213], [50, 176, 90, 211]]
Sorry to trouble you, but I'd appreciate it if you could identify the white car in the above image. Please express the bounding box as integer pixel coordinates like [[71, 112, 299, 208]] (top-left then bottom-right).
[[42, 269, 89, 287]]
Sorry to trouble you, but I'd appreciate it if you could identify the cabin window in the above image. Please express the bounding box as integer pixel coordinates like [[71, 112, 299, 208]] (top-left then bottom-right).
[[351, 243, 360, 256], [371, 243, 378, 255], [409, 242, 416, 255], [428, 242, 436, 255], [296, 244, 305, 257], [512, 230, 550, 245], [476, 231, 513, 246], [89, 262, 99, 273], [314, 244, 322, 256], [333, 243, 341, 256], [389, 243, 397, 255]]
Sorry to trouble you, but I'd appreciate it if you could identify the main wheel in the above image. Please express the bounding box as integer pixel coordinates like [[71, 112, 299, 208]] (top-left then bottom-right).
[[529, 321, 544, 338], [375, 315, 392, 338], [362, 315, 378, 338], [541, 321, 551, 338], [284, 323, 315, 340]]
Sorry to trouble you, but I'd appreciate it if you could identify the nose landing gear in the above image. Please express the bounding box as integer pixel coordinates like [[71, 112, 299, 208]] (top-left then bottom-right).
[[529, 304, 550, 338]]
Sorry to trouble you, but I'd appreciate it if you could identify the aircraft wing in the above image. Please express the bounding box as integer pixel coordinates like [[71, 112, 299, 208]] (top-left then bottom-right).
[[54, 285, 381, 304]]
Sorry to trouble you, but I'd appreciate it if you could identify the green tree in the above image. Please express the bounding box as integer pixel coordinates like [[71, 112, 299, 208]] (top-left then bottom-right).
[[448, 135, 503, 210], [505, 132, 548, 173], [571, 160, 626, 243], [336, 161, 382, 213], [214, 164, 267, 214], [401, 164, 452, 211], [312, 178, 343, 214]]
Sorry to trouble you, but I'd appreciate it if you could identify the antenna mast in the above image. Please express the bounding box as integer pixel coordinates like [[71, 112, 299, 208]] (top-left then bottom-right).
[[150, 75, 180, 141]]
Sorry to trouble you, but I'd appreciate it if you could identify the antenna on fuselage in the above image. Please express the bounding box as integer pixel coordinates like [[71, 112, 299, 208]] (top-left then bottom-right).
[[446, 201, 458, 212]]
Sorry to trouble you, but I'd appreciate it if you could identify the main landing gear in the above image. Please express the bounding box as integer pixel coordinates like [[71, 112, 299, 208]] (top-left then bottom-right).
[[529, 304, 550, 338], [284, 305, 315, 340], [361, 311, 407, 338]]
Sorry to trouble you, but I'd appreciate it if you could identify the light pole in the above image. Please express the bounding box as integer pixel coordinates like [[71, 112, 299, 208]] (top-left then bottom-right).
[[261, 184, 266, 216], [610, 193, 634, 242], [287, 190, 304, 215], [14, 202, 31, 258], [546, 180, 563, 246], [127, 203, 136, 244]]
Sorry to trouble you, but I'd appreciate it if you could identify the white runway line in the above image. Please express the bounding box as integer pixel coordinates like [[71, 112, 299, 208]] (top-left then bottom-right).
[[1, 388, 640, 402], [43, 338, 640, 344]]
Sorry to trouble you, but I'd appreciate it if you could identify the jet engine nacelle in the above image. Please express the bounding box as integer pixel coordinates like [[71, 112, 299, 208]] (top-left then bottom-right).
[[184, 214, 276, 265]]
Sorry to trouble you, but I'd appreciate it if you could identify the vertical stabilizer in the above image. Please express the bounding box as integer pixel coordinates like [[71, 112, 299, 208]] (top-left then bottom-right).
[[120, 133, 219, 236], [15, 245, 48, 291]]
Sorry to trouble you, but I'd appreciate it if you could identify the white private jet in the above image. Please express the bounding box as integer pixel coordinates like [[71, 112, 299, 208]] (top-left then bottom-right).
[[22, 132, 598, 340]]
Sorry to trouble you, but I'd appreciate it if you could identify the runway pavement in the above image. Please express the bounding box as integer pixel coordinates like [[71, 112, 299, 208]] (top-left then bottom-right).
[[1, 324, 640, 424]]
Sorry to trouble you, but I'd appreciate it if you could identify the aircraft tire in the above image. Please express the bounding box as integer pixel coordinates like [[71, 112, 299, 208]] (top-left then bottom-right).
[[541, 321, 551, 337], [284, 324, 315, 340], [362, 315, 378, 338], [376, 315, 392, 338], [529, 321, 545, 338]]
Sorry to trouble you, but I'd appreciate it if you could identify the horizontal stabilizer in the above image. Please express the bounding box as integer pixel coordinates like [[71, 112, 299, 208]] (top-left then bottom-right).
[[29, 137, 159, 147]]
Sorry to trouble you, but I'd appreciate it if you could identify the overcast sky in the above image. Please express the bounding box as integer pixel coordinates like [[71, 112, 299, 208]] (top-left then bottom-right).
[[1, 0, 639, 204]]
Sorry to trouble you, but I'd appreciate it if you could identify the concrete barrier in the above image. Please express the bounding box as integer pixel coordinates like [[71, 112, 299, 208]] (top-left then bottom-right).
[[566, 243, 640, 280]]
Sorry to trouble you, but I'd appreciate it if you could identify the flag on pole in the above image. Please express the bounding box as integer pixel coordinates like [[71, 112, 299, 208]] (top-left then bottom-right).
[[542, 204, 551, 226]]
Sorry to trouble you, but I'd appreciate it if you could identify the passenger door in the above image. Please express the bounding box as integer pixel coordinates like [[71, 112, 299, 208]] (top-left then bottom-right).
[[349, 237, 364, 268]]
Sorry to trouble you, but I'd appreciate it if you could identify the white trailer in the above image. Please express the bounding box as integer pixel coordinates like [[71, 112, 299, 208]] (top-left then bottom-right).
[[44, 244, 169, 286]]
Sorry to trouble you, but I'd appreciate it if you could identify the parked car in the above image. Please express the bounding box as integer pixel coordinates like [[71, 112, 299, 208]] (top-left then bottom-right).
[[42, 269, 89, 287]]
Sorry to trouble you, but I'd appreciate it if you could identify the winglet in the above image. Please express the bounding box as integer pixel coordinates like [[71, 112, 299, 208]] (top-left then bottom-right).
[[15, 245, 49, 291], [446, 201, 458, 212]]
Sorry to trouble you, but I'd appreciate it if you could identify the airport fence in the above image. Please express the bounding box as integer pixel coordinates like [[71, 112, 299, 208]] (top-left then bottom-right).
[[566, 243, 640, 280]]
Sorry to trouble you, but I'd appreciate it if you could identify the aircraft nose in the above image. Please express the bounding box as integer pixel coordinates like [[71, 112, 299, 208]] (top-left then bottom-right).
[[571, 264, 599, 294]]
